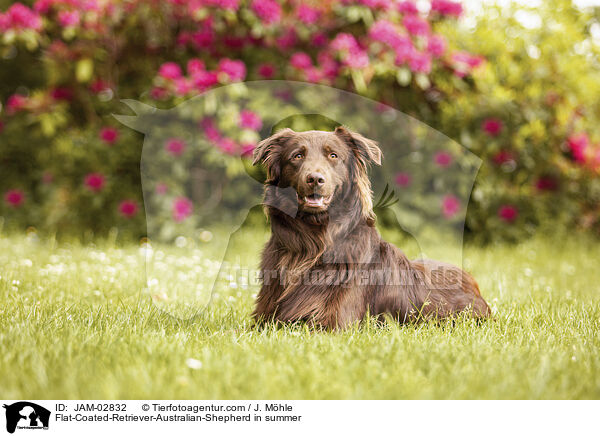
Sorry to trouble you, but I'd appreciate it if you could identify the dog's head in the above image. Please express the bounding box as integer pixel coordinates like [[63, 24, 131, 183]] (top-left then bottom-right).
[[253, 126, 382, 219]]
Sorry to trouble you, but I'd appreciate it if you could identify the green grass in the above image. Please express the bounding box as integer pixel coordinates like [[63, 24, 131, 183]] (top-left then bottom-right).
[[0, 229, 599, 399]]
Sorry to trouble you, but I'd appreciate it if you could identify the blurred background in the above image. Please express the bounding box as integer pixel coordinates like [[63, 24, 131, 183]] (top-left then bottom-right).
[[1, 0, 600, 244]]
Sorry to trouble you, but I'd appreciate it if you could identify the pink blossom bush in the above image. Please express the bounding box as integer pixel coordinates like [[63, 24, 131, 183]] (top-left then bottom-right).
[[2, 0, 594, 239]]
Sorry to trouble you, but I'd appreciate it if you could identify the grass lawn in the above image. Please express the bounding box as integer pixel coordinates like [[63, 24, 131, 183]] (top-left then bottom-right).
[[0, 229, 599, 399]]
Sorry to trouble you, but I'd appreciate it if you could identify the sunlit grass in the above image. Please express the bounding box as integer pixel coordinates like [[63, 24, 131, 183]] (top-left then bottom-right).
[[0, 230, 599, 399]]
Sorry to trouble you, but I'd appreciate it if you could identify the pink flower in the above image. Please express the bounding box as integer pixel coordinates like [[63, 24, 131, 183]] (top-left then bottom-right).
[[332, 34, 369, 68], [427, 35, 447, 57], [217, 58, 246, 82], [276, 28, 297, 50], [319, 51, 340, 79], [158, 62, 182, 80], [370, 20, 404, 49], [165, 138, 186, 156], [394, 40, 416, 65], [4, 189, 24, 208], [187, 58, 205, 76], [345, 48, 370, 68], [290, 52, 312, 70], [331, 33, 359, 51], [397, 1, 418, 14], [492, 150, 515, 165], [220, 0, 242, 10], [192, 71, 219, 91], [303, 68, 320, 83], [6, 94, 27, 114], [296, 4, 320, 24], [190, 28, 215, 49], [430, 0, 463, 17], [156, 183, 168, 195], [408, 51, 431, 74], [58, 10, 80, 27], [239, 110, 263, 130], [482, 118, 503, 136], [200, 118, 221, 142], [119, 200, 138, 218], [99, 127, 119, 145], [251, 0, 281, 24], [567, 133, 589, 164], [442, 195, 460, 219], [498, 205, 518, 222], [33, 0, 53, 14], [395, 172, 412, 187], [174, 78, 192, 96], [84, 173, 105, 192], [173, 197, 193, 222], [310, 32, 327, 47], [2, 3, 42, 32], [535, 176, 559, 192], [258, 63, 276, 78], [434, 151, 453, 168], [403, 15, 430, 37]]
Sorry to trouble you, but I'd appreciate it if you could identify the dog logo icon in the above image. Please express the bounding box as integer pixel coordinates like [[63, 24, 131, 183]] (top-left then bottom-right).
[[3, 402, 50, 433]]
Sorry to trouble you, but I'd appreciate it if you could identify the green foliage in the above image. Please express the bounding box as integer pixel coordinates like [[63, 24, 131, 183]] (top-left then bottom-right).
[[437, 0, 600, 241]]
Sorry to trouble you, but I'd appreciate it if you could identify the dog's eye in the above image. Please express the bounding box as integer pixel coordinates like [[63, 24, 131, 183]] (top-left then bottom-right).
[[329, 152, 338, 159], [293, 153, 304, 160]]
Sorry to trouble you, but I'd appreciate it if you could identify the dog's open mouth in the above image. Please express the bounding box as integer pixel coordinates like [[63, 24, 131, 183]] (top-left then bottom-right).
[[299, 193, 332, 209]]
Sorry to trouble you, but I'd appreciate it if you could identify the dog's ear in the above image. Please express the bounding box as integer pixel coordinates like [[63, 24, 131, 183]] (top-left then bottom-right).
[[335, 126, 382, 166], [252, 128, 295, 166]]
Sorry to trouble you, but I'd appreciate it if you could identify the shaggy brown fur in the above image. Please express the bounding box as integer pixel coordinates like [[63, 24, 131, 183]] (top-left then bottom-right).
[[252, 126, 490, 329]]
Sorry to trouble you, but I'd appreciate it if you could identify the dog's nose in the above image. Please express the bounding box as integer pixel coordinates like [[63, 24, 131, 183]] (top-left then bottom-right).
[[306, 172, 325, 187]]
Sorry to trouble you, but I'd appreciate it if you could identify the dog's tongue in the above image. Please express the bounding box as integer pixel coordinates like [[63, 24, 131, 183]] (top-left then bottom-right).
[[305, 194, 324, 207]]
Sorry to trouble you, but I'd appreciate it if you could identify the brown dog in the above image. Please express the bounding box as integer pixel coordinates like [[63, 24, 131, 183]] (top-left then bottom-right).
[[252, 126, 490, 328]]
